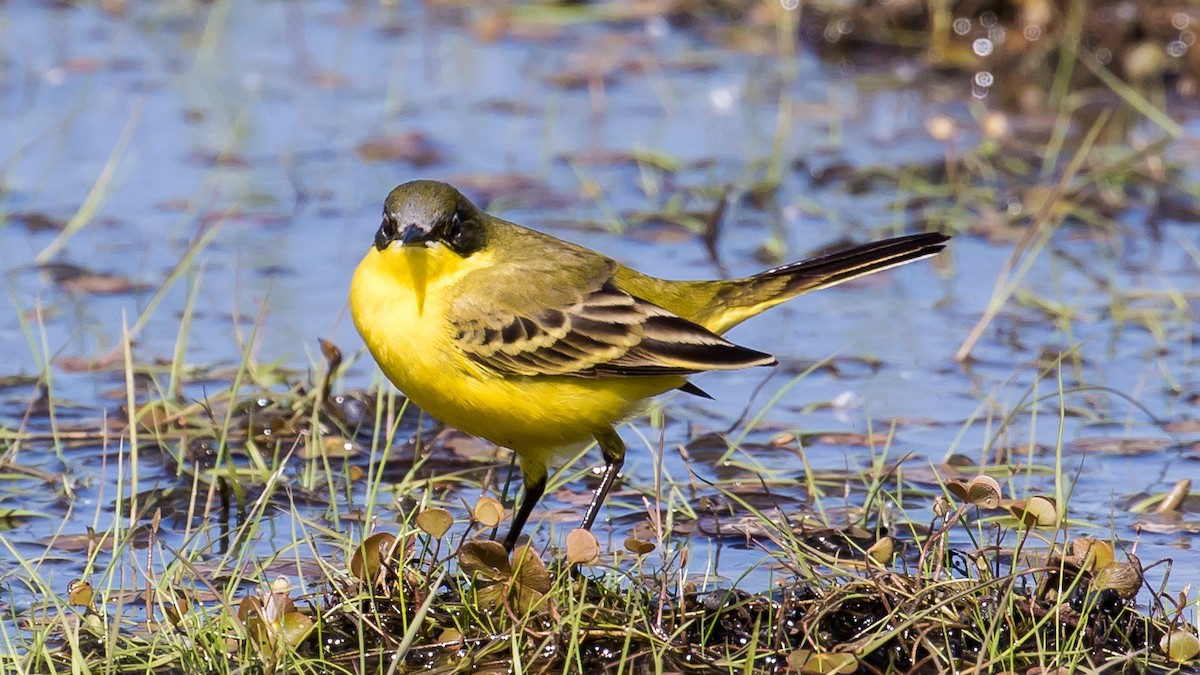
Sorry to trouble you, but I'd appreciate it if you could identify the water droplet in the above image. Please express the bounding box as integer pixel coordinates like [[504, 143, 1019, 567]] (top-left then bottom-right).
[[926, 115, 956, 140], [1182, 30, 1196, 46], [988, 26, 1007, 44], [974, 71, 995, 87], [953, 18, 972, 35], [980, 11, 998, 27], [780, 0, 800, 10], [973, 38, 994, 57], [972, 84, 990, 100], [1095, 48, 1112, 64], [1173, 12, 1191, 30], [709, 86, 735, 113], [838, 19, 853, 35], [1024, 24, 1042, 41], [645, 16, 668, 38], [1168, 40, 1188, 58]]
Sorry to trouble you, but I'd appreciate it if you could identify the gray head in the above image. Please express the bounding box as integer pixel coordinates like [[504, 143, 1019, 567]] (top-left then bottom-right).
[[374, 180, 487, 256]]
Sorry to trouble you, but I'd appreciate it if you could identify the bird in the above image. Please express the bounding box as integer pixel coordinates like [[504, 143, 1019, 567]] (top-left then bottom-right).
[[350, 180, 949, 551]]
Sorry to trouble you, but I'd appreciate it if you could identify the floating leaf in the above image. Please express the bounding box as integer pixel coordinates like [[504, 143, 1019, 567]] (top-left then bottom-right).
[[132, 400, 178, 433], [356, 131, 441, 166], [163, 587, 191, 626], [41, 262, 146, 295], [279, 611, 315, 647], [1008, 495, 1058, 529], [416, 507, 454, 539], [624, 537, 655, 555], [866, 537, 893, 565], [296, 435, 358, 459], [946, 475, 1002, 509], [472, 496, 505, 528], [350, 532, 398, 584], [1161, 630, 1200, 662], [1070, 537, 1114, 572], [437, 627, 464, 649], [565, 528, 600, 565], [1073, 437, 1169, 456], [788, 648, 859, 673], [238, 596, 270, 647], [11, 211, 66, 232], [67, 579, 94, 608], [0, 508, 47, 529]]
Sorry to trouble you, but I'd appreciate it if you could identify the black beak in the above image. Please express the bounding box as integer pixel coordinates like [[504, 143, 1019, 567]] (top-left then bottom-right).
[[398, 224, 434, 246], [374, 221, 434, 251]]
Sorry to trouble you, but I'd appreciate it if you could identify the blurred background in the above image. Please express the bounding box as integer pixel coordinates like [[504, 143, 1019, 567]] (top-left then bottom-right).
[[2, 0, 1200, 609]]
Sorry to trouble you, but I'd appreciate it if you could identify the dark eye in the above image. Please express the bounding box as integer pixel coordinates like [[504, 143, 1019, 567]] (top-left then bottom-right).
[[444, 209, 484, 255], [374, 211, 398, 251], [380, 212, 396, 238]]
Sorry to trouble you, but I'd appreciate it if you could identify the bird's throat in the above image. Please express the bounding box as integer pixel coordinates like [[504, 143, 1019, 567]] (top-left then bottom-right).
[[402, 247, 429, 315]]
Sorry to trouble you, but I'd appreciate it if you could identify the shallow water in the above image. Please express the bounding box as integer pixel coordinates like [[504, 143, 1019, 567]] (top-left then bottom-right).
[[2, 0, 1199, 625]]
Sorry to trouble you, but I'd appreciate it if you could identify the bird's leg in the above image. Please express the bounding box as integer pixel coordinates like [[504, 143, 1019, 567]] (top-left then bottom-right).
[[502, 473, 545, 552], [580, 427, 626, 531]]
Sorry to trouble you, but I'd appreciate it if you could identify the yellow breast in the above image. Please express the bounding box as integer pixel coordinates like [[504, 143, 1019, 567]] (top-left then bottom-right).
[[349, 246, 681, 463]]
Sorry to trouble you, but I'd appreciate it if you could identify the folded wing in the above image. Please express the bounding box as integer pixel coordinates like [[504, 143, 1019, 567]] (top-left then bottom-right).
[[453, 277, 776, 379]]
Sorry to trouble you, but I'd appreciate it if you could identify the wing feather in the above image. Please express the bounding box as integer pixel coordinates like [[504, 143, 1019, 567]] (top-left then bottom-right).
[[452, 278, 775, 379]]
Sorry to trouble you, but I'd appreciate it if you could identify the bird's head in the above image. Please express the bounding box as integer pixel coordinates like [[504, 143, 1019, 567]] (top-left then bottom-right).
[[374, 180, 488, 257]]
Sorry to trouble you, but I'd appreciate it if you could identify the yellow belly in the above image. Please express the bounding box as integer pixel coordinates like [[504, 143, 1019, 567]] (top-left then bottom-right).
[[349, 247, 681, 466]]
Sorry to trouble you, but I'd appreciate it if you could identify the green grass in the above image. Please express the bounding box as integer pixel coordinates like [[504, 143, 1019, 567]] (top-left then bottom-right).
[[0, 329, 1197, 674]]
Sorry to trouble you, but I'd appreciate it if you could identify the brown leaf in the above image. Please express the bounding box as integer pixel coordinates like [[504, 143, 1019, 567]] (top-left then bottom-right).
[[1007, 495, 1058, 528], [804, 431, 880, 447], [350, 532, 398, 584], [67, 579, 94, 608], [1070, 537, 1114, 571], [509, 544, 551, 614], [946, 475, 1003, 509], [280, 611, 315, 647], [472, 497, 505, 528], [866, 536, 893, 565], [511, 544, 551, 595], [788, 649, 859, 674], [415, 507, 454, 539], [459, 541, 511, 581], [1093, 560, 1143, 599], [564, 528, 600, 565], [1165, 419, 1200, 434], [624, 537, 655, 555], [1073, 437, 1170, 455], [1160, 629, 1200, 663], [42, 262, 145, 295], [11, 212, 66, 232], [296, 435, 359, 459], [356, 132, 441, 166]]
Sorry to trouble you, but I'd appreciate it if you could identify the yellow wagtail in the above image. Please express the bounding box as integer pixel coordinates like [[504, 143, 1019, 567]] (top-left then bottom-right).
[[351, 180, 949, 550]]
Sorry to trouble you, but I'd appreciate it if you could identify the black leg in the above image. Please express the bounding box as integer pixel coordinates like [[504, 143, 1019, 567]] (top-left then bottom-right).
[[502, 473, 546, 551], [580, 427, 626, 531]]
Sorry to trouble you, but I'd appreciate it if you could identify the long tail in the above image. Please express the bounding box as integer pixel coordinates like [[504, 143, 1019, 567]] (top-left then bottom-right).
[[700, 232, 950, 334]]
